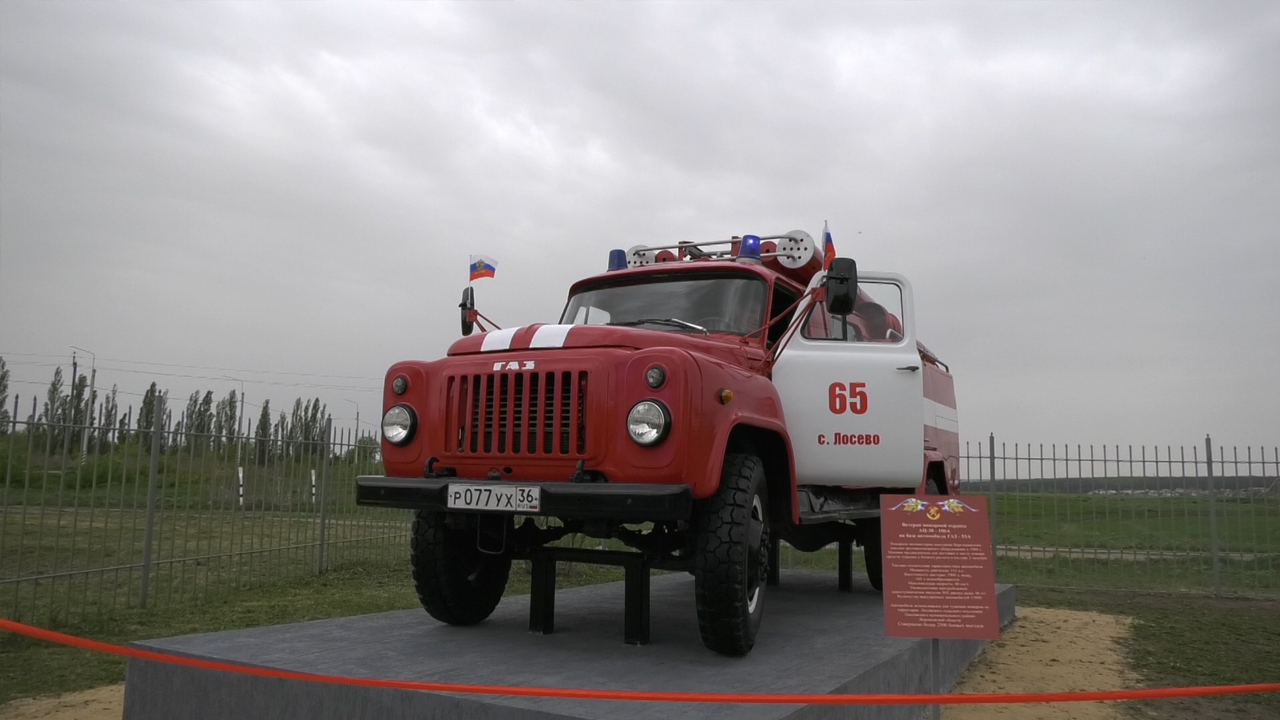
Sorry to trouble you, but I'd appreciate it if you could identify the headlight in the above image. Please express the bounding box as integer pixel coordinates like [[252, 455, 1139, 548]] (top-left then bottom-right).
[[626, 400, 670, 446], [382, 405, 417, 445]]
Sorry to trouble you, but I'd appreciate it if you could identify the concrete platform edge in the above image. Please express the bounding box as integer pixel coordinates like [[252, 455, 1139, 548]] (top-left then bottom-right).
[[123, 578, 1016, 720]]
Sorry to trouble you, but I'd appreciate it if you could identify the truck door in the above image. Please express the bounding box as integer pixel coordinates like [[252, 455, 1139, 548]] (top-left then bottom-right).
[[772, 272, 924, 488]]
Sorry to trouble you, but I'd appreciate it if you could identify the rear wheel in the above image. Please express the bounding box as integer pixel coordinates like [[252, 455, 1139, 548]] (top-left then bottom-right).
[[410, 511, 511, 625], [864, 477, 944, 592], [693, 454, 770, 656], [862, 520, 883, 592]]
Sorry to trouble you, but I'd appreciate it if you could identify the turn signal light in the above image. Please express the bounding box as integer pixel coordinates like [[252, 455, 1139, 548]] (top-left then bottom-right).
[[645, 365, 666, 389]]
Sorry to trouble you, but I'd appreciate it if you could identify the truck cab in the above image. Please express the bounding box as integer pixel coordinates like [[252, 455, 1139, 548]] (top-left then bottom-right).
[[356, 230, 959, 656]]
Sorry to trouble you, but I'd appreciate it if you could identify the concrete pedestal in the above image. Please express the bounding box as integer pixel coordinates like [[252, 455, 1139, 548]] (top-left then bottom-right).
[[124, 571, 1016, 720]]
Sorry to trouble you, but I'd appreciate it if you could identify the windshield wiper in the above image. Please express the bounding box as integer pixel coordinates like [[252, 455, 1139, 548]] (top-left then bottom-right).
[[610, 318, 709, 335]]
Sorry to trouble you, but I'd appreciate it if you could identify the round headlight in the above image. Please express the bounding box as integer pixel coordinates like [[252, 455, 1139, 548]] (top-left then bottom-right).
[[382, 404, 417, 445], [645, 365, 666, 389], [391, 375, 409, 395], [626, 400, 670, 446]]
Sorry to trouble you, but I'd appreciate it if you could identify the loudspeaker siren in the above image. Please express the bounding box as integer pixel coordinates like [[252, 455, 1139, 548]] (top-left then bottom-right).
[[774, 230, 817, 269], [626, 245, 656, 268]]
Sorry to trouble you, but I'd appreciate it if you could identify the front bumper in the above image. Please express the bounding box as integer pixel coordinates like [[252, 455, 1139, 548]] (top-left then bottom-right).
[[355, 476, 692, 523]]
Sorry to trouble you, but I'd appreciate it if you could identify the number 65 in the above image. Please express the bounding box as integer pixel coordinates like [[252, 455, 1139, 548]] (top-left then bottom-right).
[[828, 382, 868, 415]]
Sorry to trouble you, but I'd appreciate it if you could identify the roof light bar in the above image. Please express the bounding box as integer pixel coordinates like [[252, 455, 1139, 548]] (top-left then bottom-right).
[[622, 231, 815, 269]]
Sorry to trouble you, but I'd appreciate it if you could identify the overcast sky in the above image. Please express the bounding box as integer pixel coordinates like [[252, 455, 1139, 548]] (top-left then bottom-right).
[[2, 1, 1277, 453]]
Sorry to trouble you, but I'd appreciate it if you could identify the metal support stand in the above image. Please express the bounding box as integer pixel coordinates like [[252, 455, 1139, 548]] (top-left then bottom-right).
[[838, 540, 853, 592], [931, 637, 942, 720], [529, 547, 651, 645], [767, 536, 780, 586]]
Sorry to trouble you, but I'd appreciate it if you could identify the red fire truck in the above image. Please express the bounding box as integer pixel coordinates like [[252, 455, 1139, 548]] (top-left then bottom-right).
[[356, 230, 959, 655]]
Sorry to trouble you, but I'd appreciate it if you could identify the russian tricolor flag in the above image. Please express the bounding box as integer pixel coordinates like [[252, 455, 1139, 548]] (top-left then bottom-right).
[[822, 221, 836, 270], [469, 254, 498, 281]]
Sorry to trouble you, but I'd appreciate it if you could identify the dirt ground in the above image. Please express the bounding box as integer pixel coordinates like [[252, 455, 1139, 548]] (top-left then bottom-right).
[[945, 607, 1135, 720], [0, 606, 1134, 720], [0, 686, 122, 720]]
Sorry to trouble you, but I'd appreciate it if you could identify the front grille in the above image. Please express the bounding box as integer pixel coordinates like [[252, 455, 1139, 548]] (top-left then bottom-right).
[[447, 371, 589, 457]]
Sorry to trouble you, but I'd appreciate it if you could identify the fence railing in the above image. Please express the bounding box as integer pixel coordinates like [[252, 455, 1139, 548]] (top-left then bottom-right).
[[1, 399, 408, 628], [960, 435, 1279, 596], [5, 421, 1277, 628]]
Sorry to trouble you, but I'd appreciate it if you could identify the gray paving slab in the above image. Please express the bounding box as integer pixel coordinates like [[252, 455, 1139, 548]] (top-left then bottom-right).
[[123, 570, 1016, 720]]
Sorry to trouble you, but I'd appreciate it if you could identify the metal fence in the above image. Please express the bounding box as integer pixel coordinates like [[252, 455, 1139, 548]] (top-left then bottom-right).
[[0, 397, 408, 628], [961, 435, 1279, 596], [5, 417, 1278, 629]]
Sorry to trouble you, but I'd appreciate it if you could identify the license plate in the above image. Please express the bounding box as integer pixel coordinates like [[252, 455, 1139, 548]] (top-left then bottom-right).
[[446, 484, 541, 512]]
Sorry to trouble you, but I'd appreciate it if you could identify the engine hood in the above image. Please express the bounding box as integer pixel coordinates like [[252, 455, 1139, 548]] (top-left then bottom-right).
[[447, 323, 753, 362]]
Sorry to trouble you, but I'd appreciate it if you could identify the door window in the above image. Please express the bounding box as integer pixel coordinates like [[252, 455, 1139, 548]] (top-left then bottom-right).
[[767, 284, 801, 347], [801, 280, 906, 343]]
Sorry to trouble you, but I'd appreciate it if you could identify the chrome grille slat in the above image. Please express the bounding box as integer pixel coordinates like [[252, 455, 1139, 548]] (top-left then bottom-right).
[[527, 373, 539, 454], [446, 369, 589, 458], [468, 374, 480, 453], [483, 374, 495, 453], [543, 372, 555, 454]]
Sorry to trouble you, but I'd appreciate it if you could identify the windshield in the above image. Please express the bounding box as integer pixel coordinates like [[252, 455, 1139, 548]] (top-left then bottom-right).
[[560, 275, 767, 335]]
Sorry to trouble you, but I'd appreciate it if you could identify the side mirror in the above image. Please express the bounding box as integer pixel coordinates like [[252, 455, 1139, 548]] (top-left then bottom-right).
[[459, 287, 476, 336], [824, 258, 857, 316]]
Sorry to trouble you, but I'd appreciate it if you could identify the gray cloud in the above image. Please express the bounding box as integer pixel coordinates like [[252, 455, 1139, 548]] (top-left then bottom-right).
[[2, 1, 1277, 448]]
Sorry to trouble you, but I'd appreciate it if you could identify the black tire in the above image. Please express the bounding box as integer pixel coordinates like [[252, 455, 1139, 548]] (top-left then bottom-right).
[[410, 511, 511, 625], [864, 477, 943, 592], [926, 476, 944, 495], [693, 453, 770, 656], [862, 520, 883, 592]]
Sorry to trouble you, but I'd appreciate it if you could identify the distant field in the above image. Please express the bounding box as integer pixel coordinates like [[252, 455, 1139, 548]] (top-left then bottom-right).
[[960, 475, 1277, 495], [988, 492, 1280, 554], [782, 541, 1277, 596]]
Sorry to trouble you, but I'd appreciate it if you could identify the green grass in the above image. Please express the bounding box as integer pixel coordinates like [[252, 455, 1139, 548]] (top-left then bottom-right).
[[993, 493, 1280, 554], [993, 556, 1278, 596], [1021, 587, 1280, 719], [778, 543, 1278, 596], [0, 555, 625, 705], [0, 505, 410, 628]]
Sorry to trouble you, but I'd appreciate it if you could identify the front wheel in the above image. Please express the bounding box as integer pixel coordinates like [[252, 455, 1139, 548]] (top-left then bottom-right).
[[693, 453, 770, 656], [410, 511, 512, 625]]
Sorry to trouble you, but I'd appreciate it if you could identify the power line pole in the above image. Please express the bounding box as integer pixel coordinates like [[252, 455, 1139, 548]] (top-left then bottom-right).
[[71, 346, 95, 464], [223, 376, 245, 465], [343, 399, 360, 466]]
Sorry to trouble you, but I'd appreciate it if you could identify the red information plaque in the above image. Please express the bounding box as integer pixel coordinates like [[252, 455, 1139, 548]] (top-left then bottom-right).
[[881, 494, 1000, 640]]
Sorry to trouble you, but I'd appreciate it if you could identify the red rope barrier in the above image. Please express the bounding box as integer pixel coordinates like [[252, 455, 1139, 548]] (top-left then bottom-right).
[[3, 618, 1278, 706]]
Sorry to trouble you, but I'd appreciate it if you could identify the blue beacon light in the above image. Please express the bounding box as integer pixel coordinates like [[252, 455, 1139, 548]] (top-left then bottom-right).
[[738, 235, 762, 261], [607, 249, 627, 271]]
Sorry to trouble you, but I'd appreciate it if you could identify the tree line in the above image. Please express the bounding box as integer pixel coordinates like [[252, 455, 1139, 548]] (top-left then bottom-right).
[[0, 357, 367, 464]]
